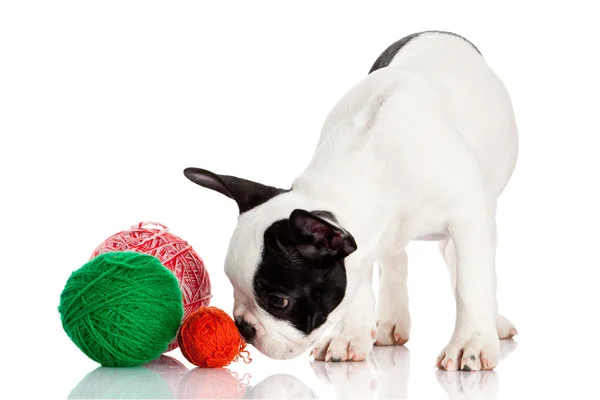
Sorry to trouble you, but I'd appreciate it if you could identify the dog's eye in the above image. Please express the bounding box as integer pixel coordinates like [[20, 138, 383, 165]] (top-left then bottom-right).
[[268, 295, 289, 308]]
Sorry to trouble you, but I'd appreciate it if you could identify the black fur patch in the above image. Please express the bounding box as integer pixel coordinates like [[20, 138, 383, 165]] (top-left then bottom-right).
[[311, 210, 337, 223], [253, 213, 348, 334], [184, 167, 288, 214], [368, 31, 482, 74]]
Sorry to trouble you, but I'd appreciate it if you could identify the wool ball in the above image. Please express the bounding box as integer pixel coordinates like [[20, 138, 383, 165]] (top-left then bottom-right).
[[178, 307, 251, 368], [90, 222, 212, 351], [59, 251, 184, 367]]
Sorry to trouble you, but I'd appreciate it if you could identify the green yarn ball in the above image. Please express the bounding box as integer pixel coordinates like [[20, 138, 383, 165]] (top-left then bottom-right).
[[59, 251, 184, 367]]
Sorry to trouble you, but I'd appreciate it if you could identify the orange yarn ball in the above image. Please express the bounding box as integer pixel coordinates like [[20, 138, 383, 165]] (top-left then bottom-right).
[[178, 307, 251, 368]]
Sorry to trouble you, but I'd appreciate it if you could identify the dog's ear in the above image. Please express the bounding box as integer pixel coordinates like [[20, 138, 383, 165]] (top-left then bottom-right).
[[184, 167, 286, 213], [288, 209, 357, 261]]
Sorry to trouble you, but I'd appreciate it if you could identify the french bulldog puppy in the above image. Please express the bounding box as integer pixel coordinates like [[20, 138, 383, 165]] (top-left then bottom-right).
[[185, 31, 518, 371]]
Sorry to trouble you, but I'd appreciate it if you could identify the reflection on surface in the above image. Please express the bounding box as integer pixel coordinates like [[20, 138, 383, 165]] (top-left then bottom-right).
[[178, 367, 249, 399], [435, 370, 499, 400], [311, 339, 517, 400], [70, 340, 517, 399], [435, 339, 518, 400], [179, 369, 318, 399], [244, 374, 319, 399], [70, 355, 315, 399], [370, 346, 411, 399], [69, 355, 189, 399], [312, 346, 410, 399]]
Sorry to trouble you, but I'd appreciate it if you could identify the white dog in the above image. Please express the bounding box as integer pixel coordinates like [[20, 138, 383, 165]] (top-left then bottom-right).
[[185, 30, 518, 371]]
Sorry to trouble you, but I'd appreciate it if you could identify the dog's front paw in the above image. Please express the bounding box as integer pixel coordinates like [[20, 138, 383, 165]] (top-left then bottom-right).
[[437, 330, 500, 371], [374, 313, 410, 346], [312, 327, 375, 362]]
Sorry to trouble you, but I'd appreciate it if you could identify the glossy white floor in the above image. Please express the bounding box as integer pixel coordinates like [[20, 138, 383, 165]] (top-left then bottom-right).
[[60, 339, 522, 400], [52, 329, 593, 399]]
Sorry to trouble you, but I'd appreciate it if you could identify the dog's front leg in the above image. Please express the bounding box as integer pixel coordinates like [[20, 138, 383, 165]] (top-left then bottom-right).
[[312, 265, 376, 362], [437, 214, 500, 371]]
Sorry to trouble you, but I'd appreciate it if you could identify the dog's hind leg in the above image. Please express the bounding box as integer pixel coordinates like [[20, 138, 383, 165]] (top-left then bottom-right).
[[439, 238, 517, 340]]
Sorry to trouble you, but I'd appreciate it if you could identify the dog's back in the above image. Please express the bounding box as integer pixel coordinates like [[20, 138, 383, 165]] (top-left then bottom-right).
[[297, 31, 518, 204], [368, 30, 482, 74], [377, 31, 518, 197]]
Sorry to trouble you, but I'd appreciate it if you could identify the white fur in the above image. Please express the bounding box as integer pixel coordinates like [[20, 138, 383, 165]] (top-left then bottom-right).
[[225, 32, 518, 369]]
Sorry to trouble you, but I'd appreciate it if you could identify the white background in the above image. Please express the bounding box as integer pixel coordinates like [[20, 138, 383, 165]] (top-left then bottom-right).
[[1, 1, 599, 399]]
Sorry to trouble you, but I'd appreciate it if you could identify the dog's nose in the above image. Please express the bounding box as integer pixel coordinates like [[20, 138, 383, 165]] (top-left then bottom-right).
[[235, 317, 256, 343]]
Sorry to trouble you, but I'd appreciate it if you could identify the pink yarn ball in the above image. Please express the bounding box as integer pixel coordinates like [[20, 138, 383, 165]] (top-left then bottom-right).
[[90, 222, 212, 351]]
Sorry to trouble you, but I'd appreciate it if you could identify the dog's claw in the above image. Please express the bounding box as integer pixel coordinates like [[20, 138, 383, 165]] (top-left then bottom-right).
[[348, 348, 356, 360]]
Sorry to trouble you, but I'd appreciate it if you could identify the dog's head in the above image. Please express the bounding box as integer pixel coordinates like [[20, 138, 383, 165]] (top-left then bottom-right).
[[184, 167, 357, 359]]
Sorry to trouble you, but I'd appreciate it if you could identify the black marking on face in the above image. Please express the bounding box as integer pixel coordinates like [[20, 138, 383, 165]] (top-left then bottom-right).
[[369, 31, 482, 74], [235, 317, 257, 343], [253, 210, 356, 335]]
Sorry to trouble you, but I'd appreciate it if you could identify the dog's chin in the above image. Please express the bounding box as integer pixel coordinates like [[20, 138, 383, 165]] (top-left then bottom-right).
[[252, 334, 311, 360]]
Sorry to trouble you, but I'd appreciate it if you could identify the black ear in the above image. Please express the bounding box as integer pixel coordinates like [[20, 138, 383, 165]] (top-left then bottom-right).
[[184, 167, 286, 213], [288, 209, 357, 261]]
